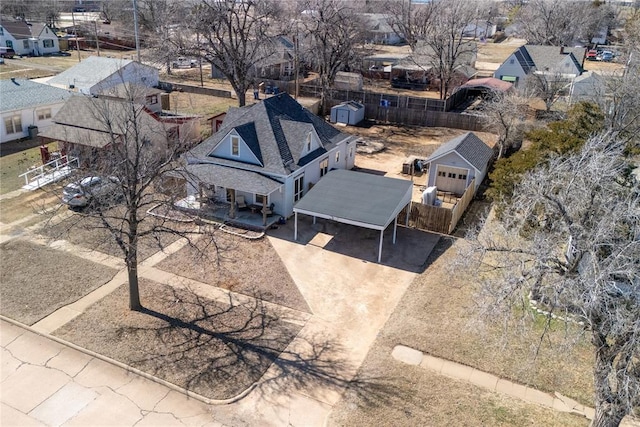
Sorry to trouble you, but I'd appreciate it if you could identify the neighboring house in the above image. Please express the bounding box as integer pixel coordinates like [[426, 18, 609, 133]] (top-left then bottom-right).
[[493, 45, 585, 86], [211, 36, 297, 82], [96, 82, 201, 144], [462, 21, 497, 40], [0, 19, 60, 56], [570, 71, 606, 103], [97, 82, 164, 113], [38, 95, 189, 163], [362, 13, 403, 45], [1, 78, 74, 143], [423, 132, 493, 195], [362, 53, 409, 79], [45, 56, 159, 95], [183, 92, 359, 220]]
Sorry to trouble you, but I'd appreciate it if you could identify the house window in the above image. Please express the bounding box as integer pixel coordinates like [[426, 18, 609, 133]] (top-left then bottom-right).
[[23, 40, 29, 49], [4, 115, 22, 134], [319, 158, 329, 177], [458, 174, 467, 180], [43, 39, 54, 48], [0, 27, 4, 36], [349, 146, 354, 158], [147, 95, 158, 104], [335, 151, 340, 163], [6, 40, 13, 48], [255, 194, 267, 205], [438, 171, 446, 177], [37, 109, 52, 120], [448, 172, 456, 178], [294, 174, 304, 202], [231, 136, 239, 156], [307, 133, 311, 151], [509, 58, 515, 64]]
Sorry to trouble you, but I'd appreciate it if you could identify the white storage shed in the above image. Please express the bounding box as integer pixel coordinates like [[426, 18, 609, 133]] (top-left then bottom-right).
[[330, 101, 365, 126]]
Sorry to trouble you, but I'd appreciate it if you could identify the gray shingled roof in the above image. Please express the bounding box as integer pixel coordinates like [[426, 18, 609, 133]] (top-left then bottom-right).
[[186, 163, 283, 195], [0, 19, 31, 38], [294, 169, 412, 229], [0, 78, 74, 112], [39, 95, 168, 147], [426, 132, 493, 172], [187, 93, 354, 176], [517, 45, 585, 73], [46, 56, 135, 90]]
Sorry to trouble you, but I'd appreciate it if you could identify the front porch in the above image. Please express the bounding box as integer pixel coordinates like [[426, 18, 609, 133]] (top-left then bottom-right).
[[175, 196, 281, 231]]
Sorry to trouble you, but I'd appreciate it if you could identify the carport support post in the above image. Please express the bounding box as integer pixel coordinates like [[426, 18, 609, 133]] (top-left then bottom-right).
[[393, 216, 397, 244], [294, 211, 298, 241], [378, 229, 384, 263]]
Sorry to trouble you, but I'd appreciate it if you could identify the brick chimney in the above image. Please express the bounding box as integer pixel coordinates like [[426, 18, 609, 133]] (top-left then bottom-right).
[[560, 46, 565, 55]]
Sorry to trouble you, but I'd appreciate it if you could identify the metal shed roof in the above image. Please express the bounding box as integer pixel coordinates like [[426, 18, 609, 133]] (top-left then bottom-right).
[[293, 169, 413, 262]]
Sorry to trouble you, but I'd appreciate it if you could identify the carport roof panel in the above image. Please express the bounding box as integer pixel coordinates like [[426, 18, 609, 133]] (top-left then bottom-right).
[[294, 169, 412, 228]]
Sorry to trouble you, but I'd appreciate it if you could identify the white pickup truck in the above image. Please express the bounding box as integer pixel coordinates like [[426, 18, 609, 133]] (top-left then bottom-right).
[[172, 57, 198, 68]]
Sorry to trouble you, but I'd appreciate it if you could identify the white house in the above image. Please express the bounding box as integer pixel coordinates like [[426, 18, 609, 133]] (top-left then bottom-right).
[[45, 56, 159, 95], [0, 19, 60, 56], [423, 132, 493, 195], [183, 93, 359, 221], [494, 45, 585, 87], [1, 78, 74, 143]]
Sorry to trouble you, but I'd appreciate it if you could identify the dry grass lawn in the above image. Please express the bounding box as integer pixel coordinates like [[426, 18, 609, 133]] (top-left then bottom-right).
[[53, 279, 302, 400], [155, 233, 310, 313], [0, 142, 59, 195], [328, 237, 594, 426], [0, 239, 118, 325], [38, 210, 181, 262], [0, 189, 62, 224]]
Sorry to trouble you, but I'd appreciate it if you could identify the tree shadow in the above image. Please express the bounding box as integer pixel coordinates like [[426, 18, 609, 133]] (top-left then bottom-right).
[[117, 285, 402, 407]]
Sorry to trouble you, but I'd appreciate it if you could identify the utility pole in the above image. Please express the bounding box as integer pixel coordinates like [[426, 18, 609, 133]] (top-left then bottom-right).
[[93, 20, 100, 56], [294, 29, 299, 99], [132, 0, 141, 62], [71, 11, 81, 62]]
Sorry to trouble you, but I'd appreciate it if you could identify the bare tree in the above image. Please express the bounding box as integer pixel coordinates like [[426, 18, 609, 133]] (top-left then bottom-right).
[[53, 84, 205, 311], [511, 0, 587, 46], [136, 0, 189, 75], [385, 0, 439, 51], [299, 0, 365, 115], [465, 133, 640, 427], [193, 0, 280, 107], [481, 90, 530, 159], [525, 70, 571, 112]]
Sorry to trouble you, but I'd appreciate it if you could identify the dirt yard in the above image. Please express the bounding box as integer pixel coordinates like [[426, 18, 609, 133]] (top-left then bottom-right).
[[340, 125, 496, 202]]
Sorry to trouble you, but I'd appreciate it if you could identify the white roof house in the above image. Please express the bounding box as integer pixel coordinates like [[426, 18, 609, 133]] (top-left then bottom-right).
[[45, 56, 159, 95], [1, 78, 74, 143]]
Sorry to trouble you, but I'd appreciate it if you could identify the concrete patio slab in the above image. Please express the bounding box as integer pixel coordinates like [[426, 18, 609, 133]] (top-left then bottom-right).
[[0, 402, 45, 426], [29, 382, 97, 426], [1, 364, 70, 413]]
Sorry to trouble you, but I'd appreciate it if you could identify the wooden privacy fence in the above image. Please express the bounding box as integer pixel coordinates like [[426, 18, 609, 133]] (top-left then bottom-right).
[[400, 179, 476, 234]]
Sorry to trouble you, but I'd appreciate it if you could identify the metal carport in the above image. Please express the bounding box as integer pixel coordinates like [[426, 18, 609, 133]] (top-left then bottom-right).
[[293, 169, 413, 263]]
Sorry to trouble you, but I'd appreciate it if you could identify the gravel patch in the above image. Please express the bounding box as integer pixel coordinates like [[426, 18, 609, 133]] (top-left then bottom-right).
[[52, 280, 303, 400], [155, 233, 310, 313], [0, 239, 118, 325]]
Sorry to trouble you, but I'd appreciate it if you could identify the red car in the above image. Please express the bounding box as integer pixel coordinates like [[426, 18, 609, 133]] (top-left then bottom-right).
[[586, 49, 598, 61]]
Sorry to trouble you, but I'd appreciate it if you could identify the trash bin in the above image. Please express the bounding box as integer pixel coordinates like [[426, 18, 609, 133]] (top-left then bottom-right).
[[28, 125, 39, 139], [273, 86, 279, 95]]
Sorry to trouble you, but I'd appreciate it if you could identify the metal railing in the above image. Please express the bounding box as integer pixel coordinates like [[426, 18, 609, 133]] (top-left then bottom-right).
[[19, 155, 79, 188]]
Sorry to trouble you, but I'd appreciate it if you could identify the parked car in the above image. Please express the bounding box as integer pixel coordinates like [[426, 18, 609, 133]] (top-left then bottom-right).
[[0, 47, 16, 58], [601, 51, 613, 62], [172, 57, 198, 68], [62, 176, 120, 209], [586, 49, 598, 61]]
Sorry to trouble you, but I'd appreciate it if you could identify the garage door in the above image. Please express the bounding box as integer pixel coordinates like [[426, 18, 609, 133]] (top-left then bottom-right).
[[337, 109, 349, 124], [435, 165, 469, 195]]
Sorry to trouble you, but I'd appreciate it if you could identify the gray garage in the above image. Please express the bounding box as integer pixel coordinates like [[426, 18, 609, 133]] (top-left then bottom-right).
[[293, 169, 412, 263]]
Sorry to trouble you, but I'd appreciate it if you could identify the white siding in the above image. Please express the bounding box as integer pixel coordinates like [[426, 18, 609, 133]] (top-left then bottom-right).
[[1, 101, 67, 143], [493, 54, 526, 85], [427, 152, 478, 193]]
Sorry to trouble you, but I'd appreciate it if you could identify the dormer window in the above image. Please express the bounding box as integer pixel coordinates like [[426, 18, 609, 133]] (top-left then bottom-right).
[[231, 136, 239, 156]]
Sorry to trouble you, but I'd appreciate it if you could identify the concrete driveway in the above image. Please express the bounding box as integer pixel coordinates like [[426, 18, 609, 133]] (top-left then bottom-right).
[[1, 213, 439, 426]]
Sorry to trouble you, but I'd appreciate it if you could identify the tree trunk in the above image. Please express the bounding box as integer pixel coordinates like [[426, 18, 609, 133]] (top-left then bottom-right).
[[590, 335, 627, 427], [237, 89, 246, 107], [128, 260, 142, 311]]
